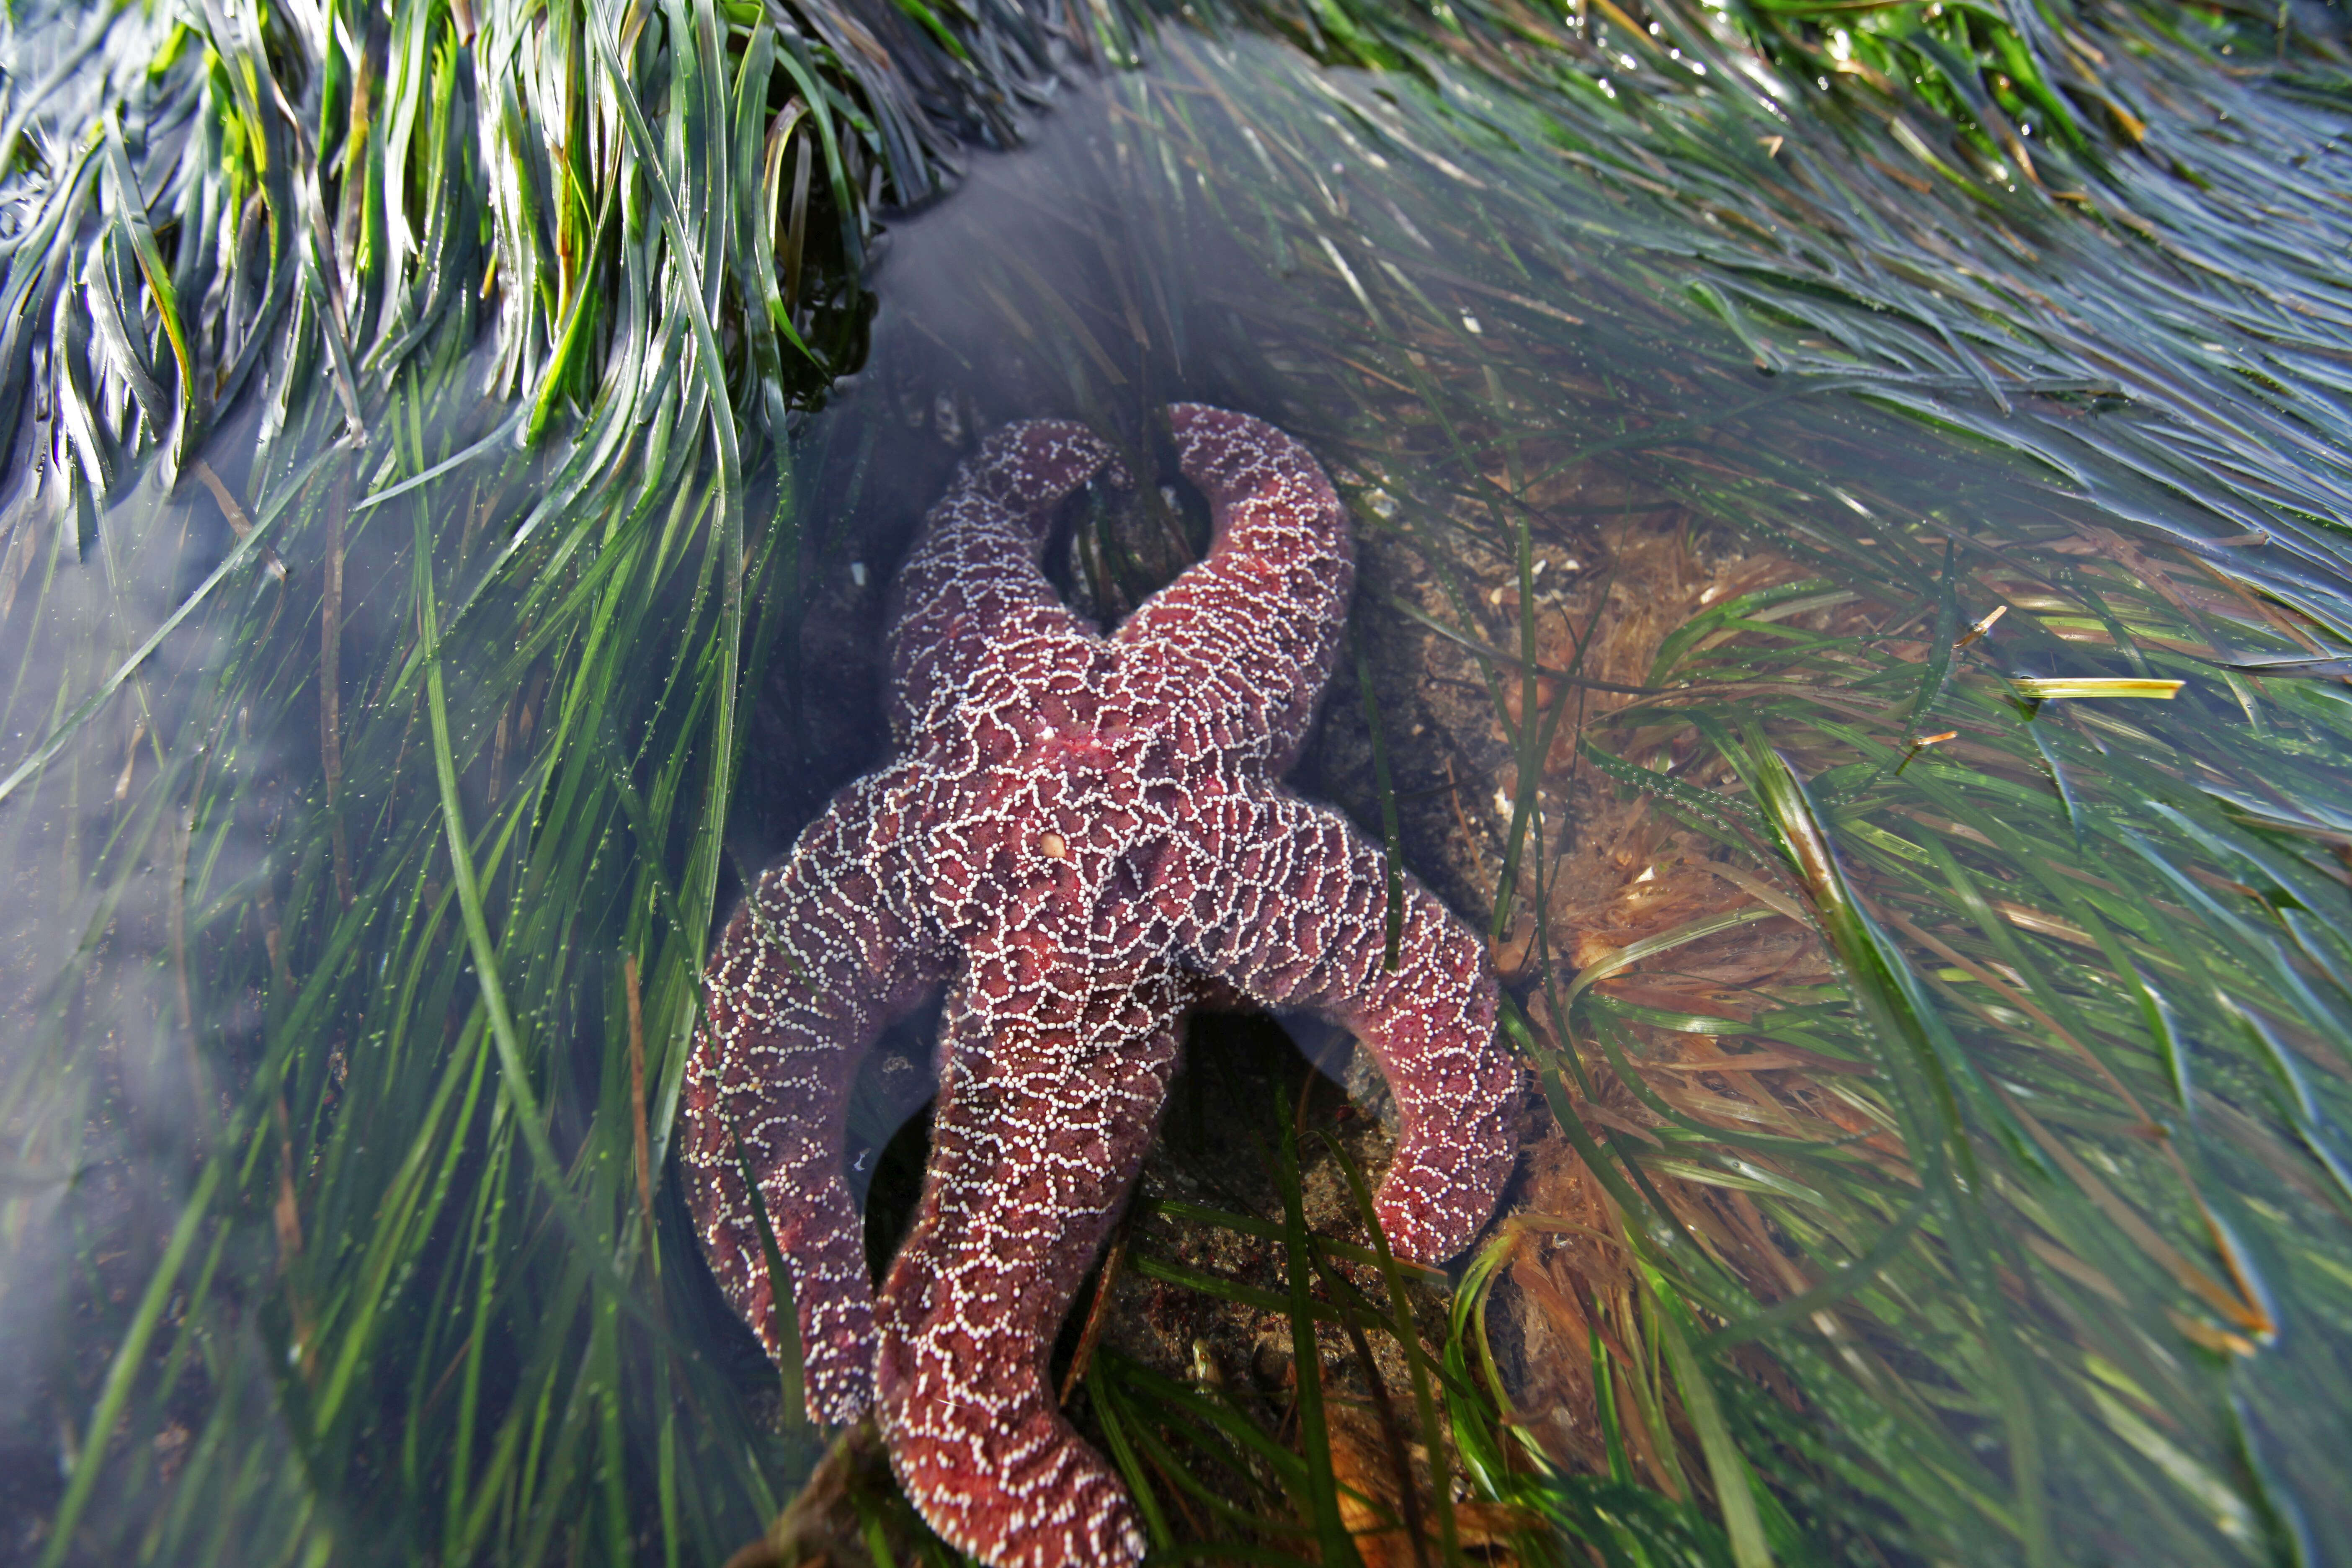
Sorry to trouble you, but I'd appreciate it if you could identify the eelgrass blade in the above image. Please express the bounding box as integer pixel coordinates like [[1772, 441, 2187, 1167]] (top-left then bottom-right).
[[1271, 1095, 1361, 1568], [1351, 632, 1406, 971], [1320, 1135, 1458, 1565]]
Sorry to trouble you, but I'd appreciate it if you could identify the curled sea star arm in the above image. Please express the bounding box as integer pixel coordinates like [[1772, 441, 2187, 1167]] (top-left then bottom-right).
[[1116, 403, 1355, 774], [887, 420, 1126, 746], [681, 763, 952, 1424], [873, 961, 1199, 1568], [1165, 789, 1520, 1264]]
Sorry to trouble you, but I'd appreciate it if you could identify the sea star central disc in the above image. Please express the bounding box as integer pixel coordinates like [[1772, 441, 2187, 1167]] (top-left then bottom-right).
[[683, 405, 1520, 1568]]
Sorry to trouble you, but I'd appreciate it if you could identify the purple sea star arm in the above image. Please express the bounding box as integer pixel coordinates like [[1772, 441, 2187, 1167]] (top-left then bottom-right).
[[695, 401, 1493, 1568], [873, 961, 1200, 1568], [887, 420, 1126, 747], [1163, 788, 1520, 1264], [1116, 403, 1355, 774], [680, 763, 952, 1424]]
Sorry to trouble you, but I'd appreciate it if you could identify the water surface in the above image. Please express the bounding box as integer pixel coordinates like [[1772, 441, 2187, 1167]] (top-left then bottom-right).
[[4, 5, 2350, 1564]]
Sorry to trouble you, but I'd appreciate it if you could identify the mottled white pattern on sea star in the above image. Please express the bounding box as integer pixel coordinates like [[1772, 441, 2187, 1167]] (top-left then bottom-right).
[[682, 405, 1520, 1568]]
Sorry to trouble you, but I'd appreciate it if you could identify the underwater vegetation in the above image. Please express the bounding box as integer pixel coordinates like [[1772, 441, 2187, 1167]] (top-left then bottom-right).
[[0, 0, 2349, 1562]]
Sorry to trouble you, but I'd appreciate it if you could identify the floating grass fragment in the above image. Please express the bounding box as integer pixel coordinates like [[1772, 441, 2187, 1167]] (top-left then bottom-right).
[[2009, 677, 2187, 700], [1955, 603, 2006, 650]]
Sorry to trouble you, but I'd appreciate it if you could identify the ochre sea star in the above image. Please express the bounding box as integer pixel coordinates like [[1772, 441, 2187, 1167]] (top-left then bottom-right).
[[682, 405, 1521, 1568]]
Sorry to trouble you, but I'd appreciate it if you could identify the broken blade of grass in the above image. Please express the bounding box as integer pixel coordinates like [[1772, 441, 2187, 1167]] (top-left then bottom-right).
[[2009, 678, 2185, 700]]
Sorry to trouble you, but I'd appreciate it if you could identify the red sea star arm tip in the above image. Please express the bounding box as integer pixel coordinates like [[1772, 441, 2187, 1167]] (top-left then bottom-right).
[[873, 967, 1193, 1568], [1116, 404, 1356, 773], [680, 766, 949, 1424], [887, 419, 1125, 745], [1168, 789, 1522, 1264]]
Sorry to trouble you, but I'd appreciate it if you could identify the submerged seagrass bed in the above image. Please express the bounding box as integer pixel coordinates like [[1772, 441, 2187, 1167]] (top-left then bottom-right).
[[2, 0, 2349, 1562]]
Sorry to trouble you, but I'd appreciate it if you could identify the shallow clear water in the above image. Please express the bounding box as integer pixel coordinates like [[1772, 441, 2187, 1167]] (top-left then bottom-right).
[[4, 4, 2351, 1564]]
